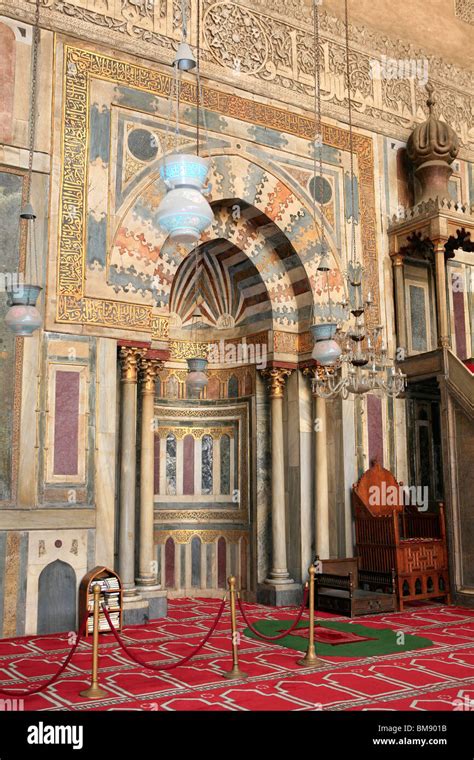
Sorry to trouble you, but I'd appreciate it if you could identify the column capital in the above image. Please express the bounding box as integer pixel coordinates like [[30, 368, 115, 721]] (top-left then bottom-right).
[[391, 252, 405, 268], [261, 367, 292, 398], [303, 365, 335, 396], [119, 346, 146, 383], [139, 356, 163, 393]]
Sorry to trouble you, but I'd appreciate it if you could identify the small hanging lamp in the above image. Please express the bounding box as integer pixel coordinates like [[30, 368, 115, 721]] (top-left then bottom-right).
[[5, 0, 42, 337], [185, 258, 209, 398], [173, 0, 196, 71]]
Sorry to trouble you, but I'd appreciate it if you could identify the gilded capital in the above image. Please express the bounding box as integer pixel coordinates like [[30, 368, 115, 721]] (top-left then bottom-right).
[[391, 253, 405, 268], [139, 356, 163, 393], [261, 367, 292, 398], [303, 365, 335, 395], [119, 346, 146, 383]]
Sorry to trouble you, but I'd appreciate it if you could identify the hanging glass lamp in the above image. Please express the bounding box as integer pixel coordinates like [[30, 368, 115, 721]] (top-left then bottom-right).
[[5, 283, 42, 337], [156, 3, 214, 245], [157, 154, 213, 244], [310, 322, 342, 365], [185, 357, 209, 398], [4, 1, 43, 338]]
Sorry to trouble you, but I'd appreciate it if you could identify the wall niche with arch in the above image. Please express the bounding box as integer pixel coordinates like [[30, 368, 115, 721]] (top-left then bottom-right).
[[37, 559, 77, 634]]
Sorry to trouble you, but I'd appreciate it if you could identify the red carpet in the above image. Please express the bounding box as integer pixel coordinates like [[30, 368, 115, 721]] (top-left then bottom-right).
[[1, 599, 474, 711]]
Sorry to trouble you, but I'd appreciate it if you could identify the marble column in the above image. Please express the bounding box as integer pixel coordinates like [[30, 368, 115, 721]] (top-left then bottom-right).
[[433, 241, 450, 348], [305, 367, 330, 559], [261, 368, 293, 584], [119, 346, 144, 598], [136, 356, 163, 589], [314, 390, 330, 559], [391, 253, 407, 353]]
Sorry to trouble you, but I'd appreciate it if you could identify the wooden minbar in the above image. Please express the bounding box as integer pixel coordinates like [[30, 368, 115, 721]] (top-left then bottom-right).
[[353, 462, 451, 610]]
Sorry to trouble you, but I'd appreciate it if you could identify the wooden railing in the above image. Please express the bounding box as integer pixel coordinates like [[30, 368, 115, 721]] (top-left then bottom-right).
[[398, 512, 441, 540]]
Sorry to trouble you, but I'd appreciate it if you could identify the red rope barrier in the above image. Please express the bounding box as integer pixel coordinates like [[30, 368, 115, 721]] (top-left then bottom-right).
[[0, 613, 88, 698], [102, 598, 226, 671], [237, 587, 309, 641]]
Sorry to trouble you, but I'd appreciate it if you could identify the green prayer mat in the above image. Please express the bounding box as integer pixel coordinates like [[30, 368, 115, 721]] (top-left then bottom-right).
[[243, 619, 433, 657]]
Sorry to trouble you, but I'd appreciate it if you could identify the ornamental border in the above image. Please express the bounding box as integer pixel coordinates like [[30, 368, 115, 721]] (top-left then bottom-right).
[[56, 44, 379, 340]]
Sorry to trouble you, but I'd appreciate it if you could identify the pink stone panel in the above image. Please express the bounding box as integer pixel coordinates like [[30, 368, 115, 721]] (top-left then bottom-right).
[[53, 371, 80, 476], [165, 537, 175, 588], [217, 537, 226, 589], [367, 394, 383, 467], [183, 434, 194, 495]]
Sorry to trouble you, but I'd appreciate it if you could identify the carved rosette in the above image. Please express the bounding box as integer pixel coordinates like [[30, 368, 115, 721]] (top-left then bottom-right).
[[139, 356, 164, 393], [119, 346, 146, 383], [261, 367, 292, 398]]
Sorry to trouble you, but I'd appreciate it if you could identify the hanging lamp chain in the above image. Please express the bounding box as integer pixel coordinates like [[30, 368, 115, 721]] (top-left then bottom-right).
[[196, 0, 200, 156], [344, 0, 357, 266], [180, 0, 188, 38], [26, 0, 41, 204], [314, 0, 324, 248], [313, 0, 333, 322]]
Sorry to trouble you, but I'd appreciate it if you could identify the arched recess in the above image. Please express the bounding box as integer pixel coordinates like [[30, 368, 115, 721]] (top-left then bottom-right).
[[108, 153, 345, 330], [37, 560, 76, 634]]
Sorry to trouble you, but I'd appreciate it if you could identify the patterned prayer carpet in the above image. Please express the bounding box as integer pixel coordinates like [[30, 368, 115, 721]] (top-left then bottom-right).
[[244, 619, 433, 656], [1, 598, 474, 711]]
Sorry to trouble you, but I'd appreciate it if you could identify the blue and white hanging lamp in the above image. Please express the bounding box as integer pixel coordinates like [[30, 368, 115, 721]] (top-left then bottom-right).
[[156, 0, 214, 244]]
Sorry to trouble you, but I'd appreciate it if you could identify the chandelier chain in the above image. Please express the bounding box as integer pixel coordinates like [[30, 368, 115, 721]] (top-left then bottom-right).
[[313, 0, 326, 249], [344, 0, 357, 265], [26, 0, 41, 203]]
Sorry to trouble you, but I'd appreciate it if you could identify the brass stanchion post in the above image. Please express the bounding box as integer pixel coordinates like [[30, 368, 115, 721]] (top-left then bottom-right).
[[297, 566, 324, 668], [80, 583, 109, 699], [223, 576, 248, 680]]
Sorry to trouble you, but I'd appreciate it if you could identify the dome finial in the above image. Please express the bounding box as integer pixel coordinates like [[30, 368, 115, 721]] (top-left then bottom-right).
[[406, 83, 460, 205]]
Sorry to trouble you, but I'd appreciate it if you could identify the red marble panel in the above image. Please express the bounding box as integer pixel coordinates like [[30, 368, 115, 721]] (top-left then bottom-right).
[[367, 394, 383, 467], [217, 537, 226, 589], [53, 371, 80, 476], [0, 24, 15, 144], [183, 434, 194, 495], [165, 537, 175, 588]]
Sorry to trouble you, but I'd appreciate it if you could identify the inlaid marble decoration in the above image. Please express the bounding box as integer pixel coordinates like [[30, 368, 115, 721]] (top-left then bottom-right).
[[153, 401, 249, 521], [220, 434, 231, 495], [201, 434, 213, 495], [166, 433, 177, 495], [409, 284, 428, 352], [53, 371, 80, 476]]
